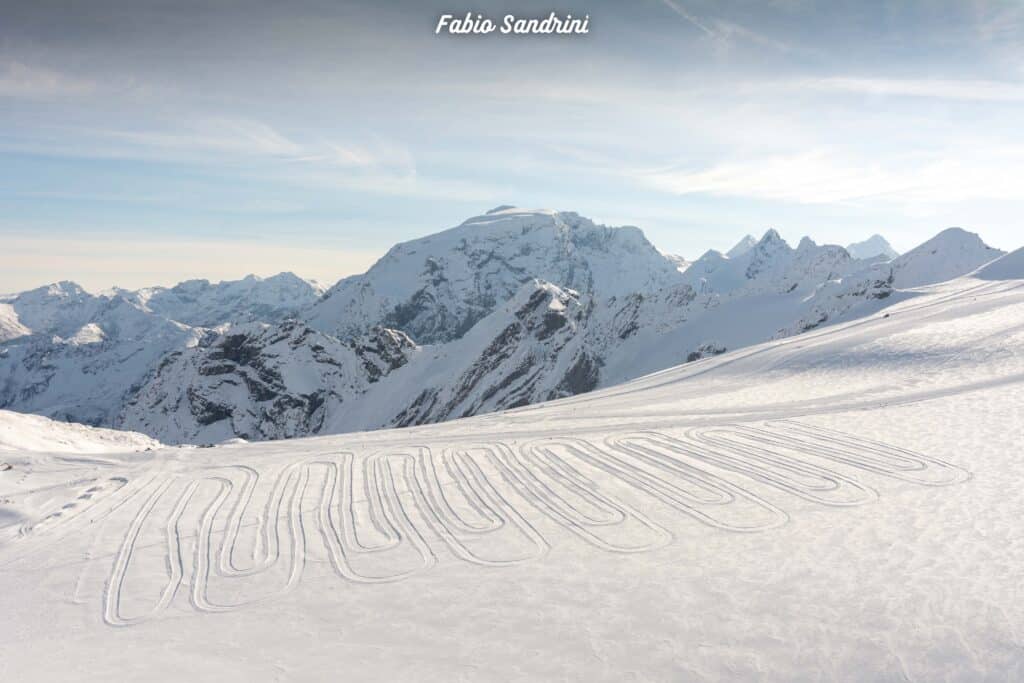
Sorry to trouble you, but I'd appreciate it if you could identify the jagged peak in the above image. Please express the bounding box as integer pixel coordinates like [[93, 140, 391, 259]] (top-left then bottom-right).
[[797, 236, 817, 251], [726, 235, 757, 258]]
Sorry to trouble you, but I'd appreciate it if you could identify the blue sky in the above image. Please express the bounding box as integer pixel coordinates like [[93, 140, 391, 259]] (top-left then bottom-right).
[[2, 0, 1023, 291]]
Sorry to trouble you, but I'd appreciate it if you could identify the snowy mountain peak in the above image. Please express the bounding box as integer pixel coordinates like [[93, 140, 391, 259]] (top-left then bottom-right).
[[726, 235, 757, 258], [306, 208, 683, 344], [682, 227, 862, 297], [847, 234, 898, 260], [923, 227, 988, 249], [903, 227, 997, 261], [48, 280, 88, 297], [462, 207, 559, 226], [884, 227, 1004, 288]]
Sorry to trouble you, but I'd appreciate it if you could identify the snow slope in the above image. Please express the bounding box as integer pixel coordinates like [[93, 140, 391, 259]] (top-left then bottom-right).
[[2, 272, 1023, 681], [976, 245, 1024, 281], [0, 409, 161, 454]]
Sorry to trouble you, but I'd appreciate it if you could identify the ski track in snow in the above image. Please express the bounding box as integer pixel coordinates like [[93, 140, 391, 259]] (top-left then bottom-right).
[[2, 422, 968, 626]]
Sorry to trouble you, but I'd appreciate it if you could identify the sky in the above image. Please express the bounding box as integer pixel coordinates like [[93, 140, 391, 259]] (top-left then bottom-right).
[[1, 0, 1023, 292]]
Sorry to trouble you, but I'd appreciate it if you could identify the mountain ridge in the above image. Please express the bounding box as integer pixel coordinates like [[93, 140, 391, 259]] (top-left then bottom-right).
[[0, 208, 1010, 444]]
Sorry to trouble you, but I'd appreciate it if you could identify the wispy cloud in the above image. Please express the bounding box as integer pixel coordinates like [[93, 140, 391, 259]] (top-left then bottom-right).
[[0, 61, 95, 98], [658, 0, 792, 52], [659, 0, 717, 37], [110, 119, 417, 173], [106, 119, 305, 157], [641, 148, 1024, 205], [800, 76, 1024, 102]]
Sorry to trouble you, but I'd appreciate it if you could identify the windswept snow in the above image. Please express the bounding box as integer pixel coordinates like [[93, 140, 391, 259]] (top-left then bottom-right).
[[2, 273, 1023, 680], [0, 409, 161, 454]]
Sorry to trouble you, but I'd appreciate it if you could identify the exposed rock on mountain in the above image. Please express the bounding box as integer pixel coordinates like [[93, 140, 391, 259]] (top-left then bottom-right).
[[0, 208, 1012, 445], [119, 322, 416, 444], [329, 281, 597, 432], [305, 207, 684, 344], [0, 288, 201, 426]]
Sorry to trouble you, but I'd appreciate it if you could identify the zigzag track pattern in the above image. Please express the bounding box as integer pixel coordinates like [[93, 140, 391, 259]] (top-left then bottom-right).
[[2, 421, 970, 625]]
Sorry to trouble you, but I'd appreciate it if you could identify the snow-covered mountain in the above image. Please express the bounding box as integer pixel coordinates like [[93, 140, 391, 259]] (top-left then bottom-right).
[[305, 207, 684, 344], [884, 227, 1003, 287], [119, 322, 416, 444], [662, 252, 691, 272], [847, 234, 898, 260], [328, 280, 599, 432], [6, 270, 1024, 681], [118, 272, 324, 327], [680, 230, 861, 296], [0, 274, 324, 429], [0, 208, 1010, 445], [0, 284, 203, 426], [726, 233, 757, 258]]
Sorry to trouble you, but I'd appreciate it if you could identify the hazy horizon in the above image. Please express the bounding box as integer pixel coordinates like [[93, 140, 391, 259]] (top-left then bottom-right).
[[2, 209, 1008, 295]]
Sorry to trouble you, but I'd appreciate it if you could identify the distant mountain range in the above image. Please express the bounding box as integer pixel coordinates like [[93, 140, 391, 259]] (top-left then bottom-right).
[[0, 207, 1010, 444]]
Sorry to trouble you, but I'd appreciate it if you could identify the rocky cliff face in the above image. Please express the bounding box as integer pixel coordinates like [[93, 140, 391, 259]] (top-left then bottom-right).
[[338, 281, 599, 431], [118, 322, 417, 444]]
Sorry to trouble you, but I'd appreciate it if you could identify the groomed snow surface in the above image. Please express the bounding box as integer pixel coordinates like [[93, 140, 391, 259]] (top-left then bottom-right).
[[2, 272, 1024, 681]]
